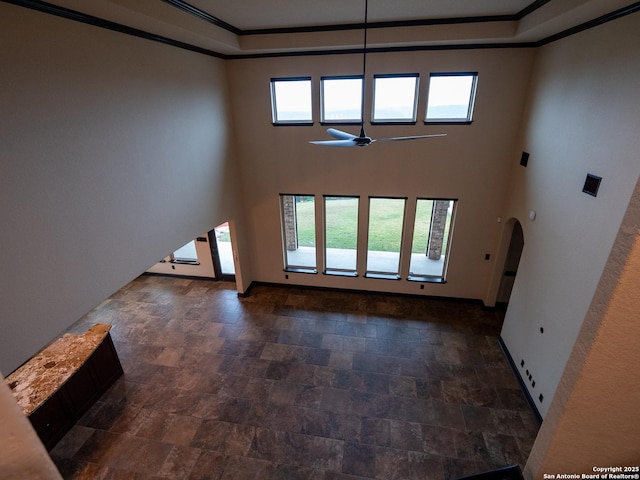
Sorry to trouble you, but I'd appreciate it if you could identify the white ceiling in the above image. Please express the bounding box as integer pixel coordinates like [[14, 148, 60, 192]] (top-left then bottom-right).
[[186, 0, 533, 30], [24, 0, 639, 55]]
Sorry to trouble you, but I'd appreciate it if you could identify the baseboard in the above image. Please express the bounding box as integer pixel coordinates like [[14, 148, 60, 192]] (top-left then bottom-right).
[[498, 336, 543, 424], [237, 281, 255, 297], [480, 302, 508, 312], [247, 280, 484, 305], [142, 272, 216, 281]]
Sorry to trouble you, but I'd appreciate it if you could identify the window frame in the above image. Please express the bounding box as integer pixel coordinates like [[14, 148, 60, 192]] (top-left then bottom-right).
[[371, 73, 420, 125], [270, 77, 313, 126], [320, 75, 364, 125], [280, 194, 318, 274], [323, 195, 360, 277], [407, 198, 458, 283], [364, 196, 408, 280], [170, 240, 200, 265], [424, 72, 478, 125]]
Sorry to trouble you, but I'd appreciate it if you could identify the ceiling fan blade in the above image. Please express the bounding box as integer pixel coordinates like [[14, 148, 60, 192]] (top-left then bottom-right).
[[378, 133, 447, 142], [309, 139, 357, 147], [327, 128, 358, 140]]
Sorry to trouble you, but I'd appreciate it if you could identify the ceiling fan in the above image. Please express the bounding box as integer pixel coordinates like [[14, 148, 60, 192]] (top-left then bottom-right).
[[311, 127, 447, 147], [310, 0, 446, 148]]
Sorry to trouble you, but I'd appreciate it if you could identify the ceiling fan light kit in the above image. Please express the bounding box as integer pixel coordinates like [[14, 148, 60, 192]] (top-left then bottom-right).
[[310, 0, 446, 148]]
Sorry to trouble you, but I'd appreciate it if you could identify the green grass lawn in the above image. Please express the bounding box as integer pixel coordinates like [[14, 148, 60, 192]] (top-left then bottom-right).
[[324, 197, 359, 250], [294, 198, 317, 247], [294, 197, 451, 253]]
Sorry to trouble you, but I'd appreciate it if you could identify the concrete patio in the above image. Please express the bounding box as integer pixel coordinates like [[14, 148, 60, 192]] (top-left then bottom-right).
[[285, 246, 445, 277]]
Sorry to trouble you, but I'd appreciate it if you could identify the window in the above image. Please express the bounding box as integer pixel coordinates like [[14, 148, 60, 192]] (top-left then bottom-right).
[[372, 74, 419, 123], [324, 196, 359, 275], [425, 73, 478, 123], [172, 240, 199, 265], [409, 199, 456, 281], [271, 77, 312, 124], [321, 76, 363, 123], [280, 194, 316, 272], [366, 197, 406, 279]]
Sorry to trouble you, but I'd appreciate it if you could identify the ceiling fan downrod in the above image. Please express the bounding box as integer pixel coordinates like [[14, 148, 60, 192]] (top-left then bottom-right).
[[309, 0, 447, 148]]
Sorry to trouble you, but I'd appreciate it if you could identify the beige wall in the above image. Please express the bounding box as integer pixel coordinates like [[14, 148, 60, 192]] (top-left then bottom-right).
[[501, 13, 640, 418], [3, 2, 640, 472], [525, 175, 640, 476], [227, 48, 534, 299], [0, 4, 240, 374]]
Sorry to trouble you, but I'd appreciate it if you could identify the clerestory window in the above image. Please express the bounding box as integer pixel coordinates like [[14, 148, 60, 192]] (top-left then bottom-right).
[[425, 73, 478, 123], [320, 76, 363, 124], [271, 77, 313, 125], [372, 74, 419, 123]]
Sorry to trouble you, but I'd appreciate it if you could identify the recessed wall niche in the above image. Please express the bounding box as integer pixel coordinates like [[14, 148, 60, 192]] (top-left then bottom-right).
[[583, 174, 602, 197]]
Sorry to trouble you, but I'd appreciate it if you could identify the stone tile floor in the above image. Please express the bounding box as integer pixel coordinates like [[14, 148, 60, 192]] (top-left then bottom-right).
[[51, 275, 540, 479]]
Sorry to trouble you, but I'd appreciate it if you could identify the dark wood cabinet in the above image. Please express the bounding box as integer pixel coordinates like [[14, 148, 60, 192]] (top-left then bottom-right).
[[62, 361, 97, 413], [29, 393, 74, 449], [87, 333, 123, 390]]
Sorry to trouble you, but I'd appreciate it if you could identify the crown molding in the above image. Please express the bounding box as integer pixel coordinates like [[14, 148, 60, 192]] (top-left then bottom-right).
[[3, 0, 639, 59]]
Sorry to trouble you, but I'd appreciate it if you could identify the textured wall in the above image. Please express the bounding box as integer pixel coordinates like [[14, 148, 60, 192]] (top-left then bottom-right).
[[0, 371, 61, 479]]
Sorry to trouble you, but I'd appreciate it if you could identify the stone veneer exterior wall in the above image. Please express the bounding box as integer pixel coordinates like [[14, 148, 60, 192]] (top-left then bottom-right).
[[427, 200, 449, 260]]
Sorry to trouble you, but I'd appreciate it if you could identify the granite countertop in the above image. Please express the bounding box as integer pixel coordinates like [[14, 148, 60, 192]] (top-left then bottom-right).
[[5, 323, 112, 415]]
